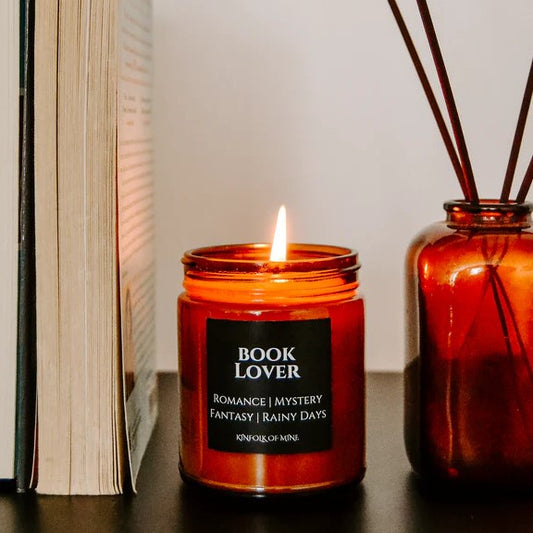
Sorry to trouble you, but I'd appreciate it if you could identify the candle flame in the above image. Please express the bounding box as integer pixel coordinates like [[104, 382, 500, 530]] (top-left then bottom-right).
[[270, 205, 287, 261]]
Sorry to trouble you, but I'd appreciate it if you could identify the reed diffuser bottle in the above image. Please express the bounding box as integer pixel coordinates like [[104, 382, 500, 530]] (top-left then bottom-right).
[[389, 0, 533, 486], [405, 201, 533, 486]]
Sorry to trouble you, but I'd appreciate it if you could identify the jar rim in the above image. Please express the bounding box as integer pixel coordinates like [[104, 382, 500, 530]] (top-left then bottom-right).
[[182, 243, 360, 274], [444, 199, 533, 214]]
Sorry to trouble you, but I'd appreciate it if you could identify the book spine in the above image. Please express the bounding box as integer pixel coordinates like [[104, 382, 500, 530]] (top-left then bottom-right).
[[15, 0, 36, 493]]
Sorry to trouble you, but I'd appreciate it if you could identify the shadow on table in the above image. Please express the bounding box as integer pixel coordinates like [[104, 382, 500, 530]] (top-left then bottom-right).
[[0, 492, 131, 532], [175, 482, 368, 533], [402, 473, 533, 533]]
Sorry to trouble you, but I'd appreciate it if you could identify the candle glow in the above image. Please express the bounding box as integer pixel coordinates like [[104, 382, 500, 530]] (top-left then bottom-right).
[[270, 205, 287, 262]]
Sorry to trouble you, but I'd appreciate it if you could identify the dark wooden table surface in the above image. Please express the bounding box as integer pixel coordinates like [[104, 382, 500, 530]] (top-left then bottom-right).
[[1, 373, 532, 532]]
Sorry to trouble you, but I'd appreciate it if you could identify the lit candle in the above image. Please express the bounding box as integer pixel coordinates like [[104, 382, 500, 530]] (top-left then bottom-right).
[[177, 207, 365, 495], [270, 205, 287, 261]]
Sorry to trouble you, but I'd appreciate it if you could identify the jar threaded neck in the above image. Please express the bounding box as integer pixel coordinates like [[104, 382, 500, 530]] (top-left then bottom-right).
[[182, 243, 360, 304], [444, 200, 532, 229]]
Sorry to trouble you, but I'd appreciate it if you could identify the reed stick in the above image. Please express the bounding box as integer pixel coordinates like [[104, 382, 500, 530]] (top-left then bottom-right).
[[387, 0, 469, 199], [415, 0, 479, 203], [500, 58, 533, 203], [516, 154, 533, 204]]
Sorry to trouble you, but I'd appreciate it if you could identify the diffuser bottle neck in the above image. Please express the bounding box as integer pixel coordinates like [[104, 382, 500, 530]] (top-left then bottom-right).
[[444, 200, 532, 229]]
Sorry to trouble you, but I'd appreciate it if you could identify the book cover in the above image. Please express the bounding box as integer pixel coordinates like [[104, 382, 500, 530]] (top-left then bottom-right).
[[0, 0, 21, 486], [118, 0, 158, 491]]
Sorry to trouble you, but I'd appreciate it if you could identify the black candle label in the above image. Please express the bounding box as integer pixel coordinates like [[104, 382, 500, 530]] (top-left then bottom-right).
[[206, 318, 332, 454]]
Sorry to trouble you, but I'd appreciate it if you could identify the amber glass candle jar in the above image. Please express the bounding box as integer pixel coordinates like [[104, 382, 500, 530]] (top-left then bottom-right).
[[178, 243, 365, 495], [405, 200, 533, 487]]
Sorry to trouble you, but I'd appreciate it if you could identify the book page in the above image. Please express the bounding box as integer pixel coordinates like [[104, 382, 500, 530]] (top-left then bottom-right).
[[0, 0, 19, 480], [118, 0, 158, 489]]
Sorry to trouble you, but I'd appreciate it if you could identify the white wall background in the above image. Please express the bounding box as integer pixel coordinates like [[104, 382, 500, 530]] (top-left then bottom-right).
[[153, 0, 533, 371]]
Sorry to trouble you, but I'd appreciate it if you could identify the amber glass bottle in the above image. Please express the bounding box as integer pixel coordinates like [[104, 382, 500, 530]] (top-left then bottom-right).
[[405, 200, 533, 486], [178, 243, 365, 495]]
